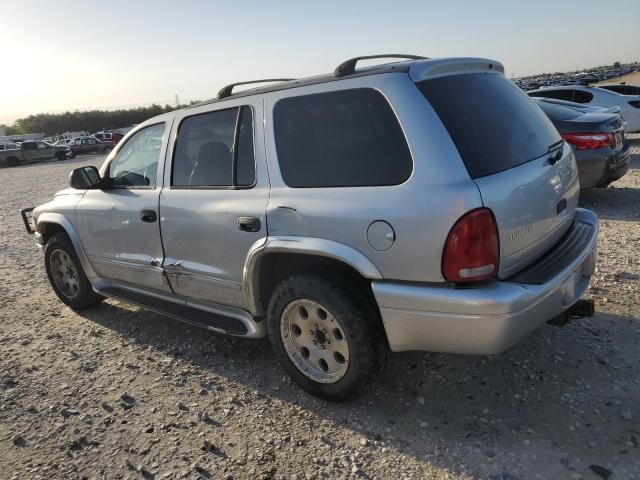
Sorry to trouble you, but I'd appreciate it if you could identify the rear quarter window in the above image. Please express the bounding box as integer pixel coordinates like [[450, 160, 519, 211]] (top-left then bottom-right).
[[572, 90, 594, 104], [273, 88, 412, 188], [418, 74, 561, 179]]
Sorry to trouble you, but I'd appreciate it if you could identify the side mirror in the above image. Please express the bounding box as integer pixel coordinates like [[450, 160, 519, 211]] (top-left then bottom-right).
[[70, 166, 102, 189]]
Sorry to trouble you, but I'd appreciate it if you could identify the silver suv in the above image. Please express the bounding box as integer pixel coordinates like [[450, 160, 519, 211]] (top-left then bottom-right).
[[22, 55, 598, 401]]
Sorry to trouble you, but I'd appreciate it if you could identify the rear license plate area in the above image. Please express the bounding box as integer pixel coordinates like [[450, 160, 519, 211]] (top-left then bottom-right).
[[614, 131, 623, 150]]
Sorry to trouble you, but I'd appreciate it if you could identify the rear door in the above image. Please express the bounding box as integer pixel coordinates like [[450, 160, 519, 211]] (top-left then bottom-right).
[[417, 73, 580, 278], [159, 100, 269, 309]]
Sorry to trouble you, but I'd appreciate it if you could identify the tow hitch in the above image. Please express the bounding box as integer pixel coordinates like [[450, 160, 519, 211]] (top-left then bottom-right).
[[547, 299, 595, 327]]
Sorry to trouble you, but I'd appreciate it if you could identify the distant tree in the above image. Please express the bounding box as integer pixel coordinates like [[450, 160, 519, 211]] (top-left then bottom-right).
[[614, 61, 621, 69], [2, 102, 197, 136]]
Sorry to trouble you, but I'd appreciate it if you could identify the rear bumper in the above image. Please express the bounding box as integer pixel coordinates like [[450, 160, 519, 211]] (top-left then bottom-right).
[[576, 142, 631, 188], [373, 208, 598, 354]]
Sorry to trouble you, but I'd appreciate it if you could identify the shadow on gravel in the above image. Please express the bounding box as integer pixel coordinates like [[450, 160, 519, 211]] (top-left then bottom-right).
[[579, 151, 639, 221], [77, 301, 639, 479], [580, 183, 640, 221]]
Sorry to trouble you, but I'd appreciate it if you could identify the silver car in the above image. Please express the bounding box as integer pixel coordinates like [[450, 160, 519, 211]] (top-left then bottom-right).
[[22, 55, 598, 401]]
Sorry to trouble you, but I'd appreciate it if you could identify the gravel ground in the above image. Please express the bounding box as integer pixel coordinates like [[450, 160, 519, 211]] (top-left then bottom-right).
[[0, 140, 639, 480]]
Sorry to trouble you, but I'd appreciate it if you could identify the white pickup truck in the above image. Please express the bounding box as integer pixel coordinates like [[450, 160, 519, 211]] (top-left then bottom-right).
[[0, 140, 73, 167]]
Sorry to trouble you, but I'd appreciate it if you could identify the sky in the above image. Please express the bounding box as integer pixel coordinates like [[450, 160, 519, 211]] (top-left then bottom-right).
[[1, 0, 638, 124]]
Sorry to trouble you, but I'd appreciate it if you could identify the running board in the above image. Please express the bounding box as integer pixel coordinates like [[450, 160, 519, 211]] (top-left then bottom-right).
[[98, 286, 257, 336]]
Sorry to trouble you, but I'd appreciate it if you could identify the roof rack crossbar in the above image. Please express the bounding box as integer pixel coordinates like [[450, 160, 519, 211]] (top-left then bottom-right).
[[217, 79, 296, 99], [334, 54, 428, 78]]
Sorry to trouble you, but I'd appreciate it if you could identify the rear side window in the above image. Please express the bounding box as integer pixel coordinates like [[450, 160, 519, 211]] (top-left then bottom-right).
[[172, 106, 255, 187], [418, 74, 561, 179], [274, 88, 412, 188], [572, 90, 594, 104]]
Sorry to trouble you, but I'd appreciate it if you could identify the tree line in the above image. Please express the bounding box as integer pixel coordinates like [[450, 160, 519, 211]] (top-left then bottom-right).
[[1, 102, 199, 136]]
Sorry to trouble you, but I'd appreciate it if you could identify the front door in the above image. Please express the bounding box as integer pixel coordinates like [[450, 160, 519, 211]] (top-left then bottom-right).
[[160, 102, 269, 309], [75, 122, 170, 292]]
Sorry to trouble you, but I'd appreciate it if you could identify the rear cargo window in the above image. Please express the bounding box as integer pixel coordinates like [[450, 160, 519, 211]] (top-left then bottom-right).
[[417, 74, 561, 179], [274, 88, 412, 188]]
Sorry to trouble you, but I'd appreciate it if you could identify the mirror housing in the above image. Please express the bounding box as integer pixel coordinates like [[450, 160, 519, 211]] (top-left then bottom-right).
[[70, 166, 102, 189]]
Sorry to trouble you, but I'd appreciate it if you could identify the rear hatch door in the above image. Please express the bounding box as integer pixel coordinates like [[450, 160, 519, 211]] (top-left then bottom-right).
[[416, 71, 580, 278]]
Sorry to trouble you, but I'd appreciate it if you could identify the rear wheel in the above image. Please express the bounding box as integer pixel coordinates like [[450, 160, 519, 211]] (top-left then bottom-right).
[[267, 273, 385, 401], [45, 233, 102, 310], [55, 151, 66, 161], [6, 156, 20, 167]]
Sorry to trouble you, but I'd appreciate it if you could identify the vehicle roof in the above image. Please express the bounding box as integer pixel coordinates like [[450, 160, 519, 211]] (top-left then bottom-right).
[[187, 57, 503, 110]]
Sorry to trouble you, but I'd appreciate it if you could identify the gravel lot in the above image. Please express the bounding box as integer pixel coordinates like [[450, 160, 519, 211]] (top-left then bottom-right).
[[1, 140, 639, 480]]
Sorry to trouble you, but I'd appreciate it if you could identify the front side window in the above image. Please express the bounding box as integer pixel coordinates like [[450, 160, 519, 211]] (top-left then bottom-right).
[[172, 106, 255, 187], [274, 88, 412, 187], [108, 123, 165, 188]]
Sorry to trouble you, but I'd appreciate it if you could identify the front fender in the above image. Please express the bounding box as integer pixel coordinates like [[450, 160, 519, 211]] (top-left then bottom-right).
[[36, 212, 96, 279], [243, 236, 382, 316]]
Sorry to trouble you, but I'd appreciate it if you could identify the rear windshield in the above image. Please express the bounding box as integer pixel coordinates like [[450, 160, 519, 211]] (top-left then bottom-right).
[[417, 73, 561, 179]]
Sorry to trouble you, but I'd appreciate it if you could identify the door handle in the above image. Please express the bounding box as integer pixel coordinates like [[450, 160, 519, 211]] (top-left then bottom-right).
[[237, 216, 261, 232], [140, 209, 157, 223]]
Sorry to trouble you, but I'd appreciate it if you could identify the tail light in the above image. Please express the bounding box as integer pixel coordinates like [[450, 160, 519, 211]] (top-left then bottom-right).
[[442, 208, 499, 283], [628, 100, 640, 109], [562, 132, 613, 150]]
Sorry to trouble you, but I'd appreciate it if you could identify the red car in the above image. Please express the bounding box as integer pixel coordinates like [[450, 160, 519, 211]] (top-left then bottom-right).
[[92, 131, 124, 148]]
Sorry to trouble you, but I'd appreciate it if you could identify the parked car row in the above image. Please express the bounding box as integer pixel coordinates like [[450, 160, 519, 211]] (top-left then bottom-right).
[[515, 66, 636, 90], [24, 55, 601, 400], [0, 140, 73, 167], [527, 85, 640, 133]]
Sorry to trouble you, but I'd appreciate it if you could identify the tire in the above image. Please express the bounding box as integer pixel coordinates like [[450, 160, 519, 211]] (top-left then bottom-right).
[[44, 233, 103, 310], [6, 156, 20, 167], [267, 273, 386, 401], [55, 151, 66, 161]]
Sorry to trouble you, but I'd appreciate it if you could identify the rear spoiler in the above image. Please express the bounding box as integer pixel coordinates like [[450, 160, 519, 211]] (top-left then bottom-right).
[[409, 57, 504, 83]]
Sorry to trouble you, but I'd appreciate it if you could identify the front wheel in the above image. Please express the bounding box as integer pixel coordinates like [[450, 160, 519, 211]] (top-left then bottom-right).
[[267, 273, 386, 401], [55, 151, 66, 161], [44, 233, 103, 310]]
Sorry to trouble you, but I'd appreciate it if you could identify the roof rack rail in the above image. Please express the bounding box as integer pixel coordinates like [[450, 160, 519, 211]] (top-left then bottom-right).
[[217, 79, 296, 99], [334, 54, 428, 78]]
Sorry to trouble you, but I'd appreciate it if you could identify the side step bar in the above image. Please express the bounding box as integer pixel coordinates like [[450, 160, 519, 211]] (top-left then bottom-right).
[[98, 286, 259, 336]]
